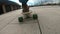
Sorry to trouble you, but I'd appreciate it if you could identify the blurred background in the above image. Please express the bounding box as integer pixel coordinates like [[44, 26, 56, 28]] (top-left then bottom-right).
[[0, 0, 60, 15], [9, 0, 60, 6]]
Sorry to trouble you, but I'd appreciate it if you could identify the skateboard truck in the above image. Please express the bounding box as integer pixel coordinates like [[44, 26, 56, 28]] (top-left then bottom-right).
[[18, 13, 38, 22]]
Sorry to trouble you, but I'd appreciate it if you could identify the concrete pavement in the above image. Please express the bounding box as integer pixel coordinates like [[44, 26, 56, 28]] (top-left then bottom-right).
[[0, 9, 40, 34], [0, 6, 60, 34]]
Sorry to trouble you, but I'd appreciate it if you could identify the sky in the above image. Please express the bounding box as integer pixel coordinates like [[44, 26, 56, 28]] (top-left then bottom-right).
[[9, 0, 22, 5], [9, 0, 60, 6], [9, 0, 35, 5]]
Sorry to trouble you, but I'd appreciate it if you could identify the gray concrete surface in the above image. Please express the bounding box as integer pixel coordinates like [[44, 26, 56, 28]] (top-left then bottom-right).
[[0, 9, 40, 34], [30, 6, 60, 34], [0, 6, 60, 34]]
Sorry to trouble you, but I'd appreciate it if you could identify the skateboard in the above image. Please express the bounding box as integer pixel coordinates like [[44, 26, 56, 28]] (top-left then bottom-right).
[[18, 11, 38, 23]]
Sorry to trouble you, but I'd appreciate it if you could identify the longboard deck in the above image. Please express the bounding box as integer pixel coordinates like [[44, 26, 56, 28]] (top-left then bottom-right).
[[22, 11, 32, 15]]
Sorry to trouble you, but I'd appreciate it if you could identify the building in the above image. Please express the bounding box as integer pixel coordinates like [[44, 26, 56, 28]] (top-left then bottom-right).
[[0, 0, 21, 15], [43, 0, 60, 5]]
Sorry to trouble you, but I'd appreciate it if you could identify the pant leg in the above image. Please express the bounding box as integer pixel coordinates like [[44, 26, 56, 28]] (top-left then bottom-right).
[[22, 4, 29, 13]]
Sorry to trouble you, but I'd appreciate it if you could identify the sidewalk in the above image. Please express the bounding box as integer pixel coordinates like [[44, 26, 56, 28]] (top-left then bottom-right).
[[0, 9, 40, 34], [0, 6, 60, 34]]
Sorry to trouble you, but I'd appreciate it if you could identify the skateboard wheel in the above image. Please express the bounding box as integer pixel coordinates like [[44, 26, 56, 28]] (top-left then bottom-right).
[[18, 17, 23, 22], [33, 14, 38, 19]]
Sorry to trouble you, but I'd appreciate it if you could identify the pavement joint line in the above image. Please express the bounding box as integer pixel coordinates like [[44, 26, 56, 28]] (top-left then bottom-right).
[[37, 19, 42, 34], [0, 15, 16, 22], [0, 12, 19, 22], [0, 15, 19, 31]]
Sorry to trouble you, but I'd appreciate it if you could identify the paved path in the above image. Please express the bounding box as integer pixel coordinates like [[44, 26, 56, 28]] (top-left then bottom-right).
[[0, 6, 60, 34]]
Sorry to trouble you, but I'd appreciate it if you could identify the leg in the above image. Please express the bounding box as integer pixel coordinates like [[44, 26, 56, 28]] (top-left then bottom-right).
[[22, 4, 31, 18], [22, 4, 29, 13]]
